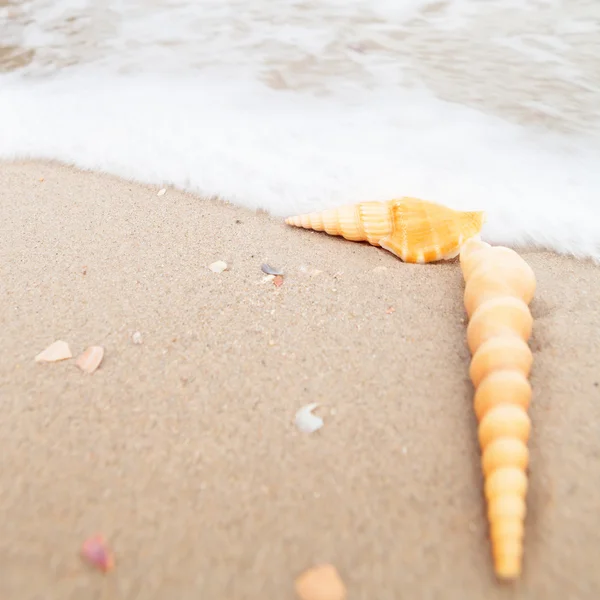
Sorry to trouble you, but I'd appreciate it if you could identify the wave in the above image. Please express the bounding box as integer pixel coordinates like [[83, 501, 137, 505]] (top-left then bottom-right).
[[1, 0, 599, 260]]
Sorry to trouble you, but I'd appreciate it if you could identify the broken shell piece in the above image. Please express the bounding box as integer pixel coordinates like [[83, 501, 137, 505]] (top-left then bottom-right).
[[273, 275, 284, 287], [76, 346, 105, 374], [208, 260, 228, 273], [132, 331, 143, 344], [157, 188, 166, 196], [81, 534, 114, 572], [261, 263, 284, 276], [294, 564, 347, 600], [294, 403, 324, 433], [35, 340, 72, 362]]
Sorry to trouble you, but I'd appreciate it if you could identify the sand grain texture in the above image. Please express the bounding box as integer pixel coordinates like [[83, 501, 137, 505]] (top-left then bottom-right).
[[1, 161, 600, 599]]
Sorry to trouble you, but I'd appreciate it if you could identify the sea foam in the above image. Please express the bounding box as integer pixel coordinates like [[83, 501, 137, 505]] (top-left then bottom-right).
[[1, 0, 599, 260]]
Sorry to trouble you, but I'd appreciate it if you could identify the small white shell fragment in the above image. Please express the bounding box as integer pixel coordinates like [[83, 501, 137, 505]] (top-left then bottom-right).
[[294, 403, 324, 433], [35, 340, 72, 362], [76, 346, 104, 374], [208, 260, 228, 273], [157, 188, 166, 196], [132, 331, 143, 344]]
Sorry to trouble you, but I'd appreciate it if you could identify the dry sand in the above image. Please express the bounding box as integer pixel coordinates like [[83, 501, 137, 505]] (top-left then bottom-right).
[[1, 160, 599, 599]]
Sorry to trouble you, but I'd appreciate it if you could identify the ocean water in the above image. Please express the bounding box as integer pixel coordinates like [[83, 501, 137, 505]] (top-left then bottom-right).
[[1, 0, 600, 260]]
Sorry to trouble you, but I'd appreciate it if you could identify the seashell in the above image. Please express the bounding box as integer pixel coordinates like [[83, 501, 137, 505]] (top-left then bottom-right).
[[35, 340, 72, 362], [461, 243, 537, 580], [76, 346, 104, 374], [285, 197, 485, 264], [466, 296, 533, 354]]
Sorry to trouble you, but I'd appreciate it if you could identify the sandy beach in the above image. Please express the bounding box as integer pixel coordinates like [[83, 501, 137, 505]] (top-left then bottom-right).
[[0, 160, 599, 599]]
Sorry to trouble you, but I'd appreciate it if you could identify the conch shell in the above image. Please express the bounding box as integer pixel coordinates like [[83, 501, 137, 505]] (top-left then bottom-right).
[[285, 198, 485, 263], [459, 237, 536, 581]]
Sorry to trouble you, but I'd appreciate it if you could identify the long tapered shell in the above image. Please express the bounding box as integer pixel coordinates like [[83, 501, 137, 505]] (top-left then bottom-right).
[[285, 198, 486, 264], [466, 297, 533, 354], [461, 243, 537, 581]]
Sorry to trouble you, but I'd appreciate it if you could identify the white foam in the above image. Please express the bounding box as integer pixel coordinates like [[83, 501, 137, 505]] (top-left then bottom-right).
[[1, 0, 599, 261]]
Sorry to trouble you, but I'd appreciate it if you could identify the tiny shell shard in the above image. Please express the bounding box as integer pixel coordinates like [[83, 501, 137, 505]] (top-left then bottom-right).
[[261, 263, 284, 276], [285, 197, 485, 264], [208, 260, 228, 273], [294, 564, 347, 600], [76, 346, 105, 374], [35, 340, 72, 362], [81, 534, 114, 572], [294, 403, 324, 433]]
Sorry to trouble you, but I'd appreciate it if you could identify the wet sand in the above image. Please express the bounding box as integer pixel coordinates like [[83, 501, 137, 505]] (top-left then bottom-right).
[[1, 160, 600, 599]]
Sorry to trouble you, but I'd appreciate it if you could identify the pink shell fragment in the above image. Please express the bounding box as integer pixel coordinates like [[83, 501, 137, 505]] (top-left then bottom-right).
[[81, 534, 114, 572], [76, 346, 104, 374]]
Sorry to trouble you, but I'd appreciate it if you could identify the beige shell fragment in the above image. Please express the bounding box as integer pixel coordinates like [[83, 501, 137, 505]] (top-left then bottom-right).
[[294, 564, 347, 600], [208, 260, 228, 273], [35, 340, 72, 362], [76, 346, 105, 374]]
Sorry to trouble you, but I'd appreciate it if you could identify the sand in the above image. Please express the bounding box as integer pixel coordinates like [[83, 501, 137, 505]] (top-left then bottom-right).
[[1, 160, 600, 599]]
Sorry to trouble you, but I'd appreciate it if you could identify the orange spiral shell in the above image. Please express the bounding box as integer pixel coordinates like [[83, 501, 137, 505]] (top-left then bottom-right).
[[285, 197, 485, 264], [459, 241, 536, 581]]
